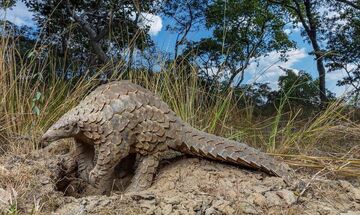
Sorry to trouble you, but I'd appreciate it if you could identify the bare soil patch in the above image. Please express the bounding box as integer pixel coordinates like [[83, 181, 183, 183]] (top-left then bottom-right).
[[0, 142, 359, 215]]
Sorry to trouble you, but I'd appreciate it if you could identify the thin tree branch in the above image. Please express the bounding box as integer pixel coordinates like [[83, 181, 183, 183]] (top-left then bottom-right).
[[66, 0, 110, 63]]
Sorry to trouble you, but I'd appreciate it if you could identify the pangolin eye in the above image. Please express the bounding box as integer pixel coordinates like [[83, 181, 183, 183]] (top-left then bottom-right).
[[64, 126, 72, 132]]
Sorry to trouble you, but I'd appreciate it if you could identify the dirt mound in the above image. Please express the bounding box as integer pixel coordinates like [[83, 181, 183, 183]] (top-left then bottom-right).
[[0, 143, 359, 214]]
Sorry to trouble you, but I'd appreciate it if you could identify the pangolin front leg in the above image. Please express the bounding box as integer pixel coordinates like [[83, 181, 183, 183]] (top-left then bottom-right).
[[74, 139, 95, 181], [88, 134, 130, 195], [126, 154, 160, 192], [58, 140, 94, 178]]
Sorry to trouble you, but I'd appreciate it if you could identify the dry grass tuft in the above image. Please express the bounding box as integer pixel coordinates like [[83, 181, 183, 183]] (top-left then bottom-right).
[[0, 32, 359, 180]]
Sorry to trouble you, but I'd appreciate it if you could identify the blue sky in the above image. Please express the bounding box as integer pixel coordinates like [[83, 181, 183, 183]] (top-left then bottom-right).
[[1, 1, 351, 96], [152, 15, 348, 95]]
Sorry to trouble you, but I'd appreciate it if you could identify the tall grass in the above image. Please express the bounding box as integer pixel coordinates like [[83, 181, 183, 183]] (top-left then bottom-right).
[[0, 35, 95, 152], [0, 29, 359, 177]]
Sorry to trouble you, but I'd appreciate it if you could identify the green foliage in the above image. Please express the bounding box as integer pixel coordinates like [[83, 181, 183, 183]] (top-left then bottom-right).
[[161, 0, 209, 58], [266, 0, 331, 103], [0, 0, 15, 8], [326, 4, 360, 103], [22, 0, 154, 67], [278, 68, 320, 107], [232, 83, 275, 111], [186, 0, 294, 87], [31, 91, 42, 116], [0, 20, 36, 58]]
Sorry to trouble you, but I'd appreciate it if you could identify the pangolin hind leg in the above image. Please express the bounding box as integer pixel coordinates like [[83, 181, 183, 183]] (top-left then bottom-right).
[[126, 154, 160, 192], [112, 153, 138, 191]]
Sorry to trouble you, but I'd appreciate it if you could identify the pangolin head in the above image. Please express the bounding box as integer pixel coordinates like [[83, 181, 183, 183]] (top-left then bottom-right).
[[41, 112, 80, 144]]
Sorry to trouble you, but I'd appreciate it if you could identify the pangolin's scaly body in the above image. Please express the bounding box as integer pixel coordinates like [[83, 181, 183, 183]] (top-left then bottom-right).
[[42, 80, 294, 194]]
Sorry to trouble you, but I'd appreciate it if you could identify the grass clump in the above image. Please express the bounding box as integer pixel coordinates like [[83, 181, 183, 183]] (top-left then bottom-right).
[[0, 29, 359, 179]]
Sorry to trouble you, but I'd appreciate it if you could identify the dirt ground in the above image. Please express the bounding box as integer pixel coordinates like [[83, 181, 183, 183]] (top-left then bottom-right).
[[0, 141, 359, 215]]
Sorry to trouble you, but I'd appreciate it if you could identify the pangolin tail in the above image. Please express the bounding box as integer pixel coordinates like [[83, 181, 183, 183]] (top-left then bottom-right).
[[174, 124, 295, 185]]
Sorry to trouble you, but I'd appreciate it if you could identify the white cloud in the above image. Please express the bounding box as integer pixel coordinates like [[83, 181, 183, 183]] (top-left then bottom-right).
[[0, 2, 34, 26], [327, 70, 346, 81], [138, 13, 162, 36], [284, 28, 291, 35], [327, 70, 346, 96], [327, 81, 349, 97], [244, 48, 308, 89], [283, 19, 302, 35]]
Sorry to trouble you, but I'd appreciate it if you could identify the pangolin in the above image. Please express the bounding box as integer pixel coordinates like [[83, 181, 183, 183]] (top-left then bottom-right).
[[42, 80, 294, 194]]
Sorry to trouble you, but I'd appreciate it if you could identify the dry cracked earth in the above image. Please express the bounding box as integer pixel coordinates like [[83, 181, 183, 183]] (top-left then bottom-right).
[[0, 141, 359, 215]]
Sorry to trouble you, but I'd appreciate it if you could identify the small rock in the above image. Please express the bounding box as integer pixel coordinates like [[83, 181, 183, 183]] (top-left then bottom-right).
[[145, 206, 156, 215], [153, 207, 163, 215], [264, 191, 282, 206], [227, 190, 237, 199], [80, 199, 88, 205], [276, 189, 296, 205], [141, 201, 156, 210], [350, 188, 360, 201], [0, 166, 9, 176], [161, 204, 173, 215], [184, 200, 200, 211], [178, 209, 192, 215], [252, 185, 270, 193], [238, 202, 258, 214], [339, 180, 360, 201], [251, 193, 266, 207], [164, 181, 176, 190], [317, 205, 339, 215], [340, 180, 353, 191], [39, 176, 50, 185], [0, 188, 11, 210], [212, 200, 235, 214], [354, 189, 360, 201], [164, 196, 181, 205], [205, 207, 220, 215], [171, 210, 180, 215]]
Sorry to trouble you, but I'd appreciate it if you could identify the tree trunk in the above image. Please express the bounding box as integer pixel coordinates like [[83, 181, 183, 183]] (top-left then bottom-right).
[[225, 69, 245, 90], [267, 0, 329, 105], [308, 35, 327, 103], [302, 0, 328, 105], [315, 52, 327, 103]]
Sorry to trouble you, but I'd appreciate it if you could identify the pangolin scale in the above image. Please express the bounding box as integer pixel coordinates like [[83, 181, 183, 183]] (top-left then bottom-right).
[[42, 80, 294, 194]]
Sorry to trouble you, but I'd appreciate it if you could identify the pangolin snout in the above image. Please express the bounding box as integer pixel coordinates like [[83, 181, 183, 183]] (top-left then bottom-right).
[[40, 129, 58, 145]]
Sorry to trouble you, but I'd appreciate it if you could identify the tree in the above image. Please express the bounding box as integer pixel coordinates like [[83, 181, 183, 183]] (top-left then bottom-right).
[[326, 1, 360, 103], [277, 67, 321, 107], [187, 0, 294, 89], [267, 0, 331, 105], [0, 20, 36, 56], [161, 0, 210, 60], [234, 82, 275, 107], [23, 0, 154, 72]]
